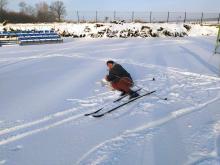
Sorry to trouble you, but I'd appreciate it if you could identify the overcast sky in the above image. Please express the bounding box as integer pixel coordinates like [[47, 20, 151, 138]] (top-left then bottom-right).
[[7, 0, 220, 18]]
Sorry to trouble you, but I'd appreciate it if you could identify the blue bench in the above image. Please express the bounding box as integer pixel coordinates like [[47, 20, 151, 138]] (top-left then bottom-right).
[[0, 31, 63, 46]]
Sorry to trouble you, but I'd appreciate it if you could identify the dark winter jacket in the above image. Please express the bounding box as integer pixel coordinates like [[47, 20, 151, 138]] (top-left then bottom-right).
[[106, 63, 132, 83]]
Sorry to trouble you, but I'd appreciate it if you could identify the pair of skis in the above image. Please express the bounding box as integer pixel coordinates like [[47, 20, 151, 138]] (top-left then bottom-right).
[[84, 89, 156, 118]]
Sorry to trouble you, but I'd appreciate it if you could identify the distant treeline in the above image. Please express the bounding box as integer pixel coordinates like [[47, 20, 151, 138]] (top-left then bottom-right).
[[0, 0, 66, 23]]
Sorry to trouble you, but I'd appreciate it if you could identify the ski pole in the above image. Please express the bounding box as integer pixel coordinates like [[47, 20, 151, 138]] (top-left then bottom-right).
[[134, 84, 168, 101], [135, 77, 156, 82], [108, 73, 168, 101]]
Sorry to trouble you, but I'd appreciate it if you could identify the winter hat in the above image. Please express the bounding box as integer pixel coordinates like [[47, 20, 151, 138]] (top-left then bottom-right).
[[106, 60, 114, 65]]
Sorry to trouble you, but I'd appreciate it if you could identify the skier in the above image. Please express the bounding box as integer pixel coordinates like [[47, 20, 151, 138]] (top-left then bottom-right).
[[105, 60, 139, 99]]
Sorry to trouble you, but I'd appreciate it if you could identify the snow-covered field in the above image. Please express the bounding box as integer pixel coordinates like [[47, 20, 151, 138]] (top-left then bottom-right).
[[0, 36, 220, 165]]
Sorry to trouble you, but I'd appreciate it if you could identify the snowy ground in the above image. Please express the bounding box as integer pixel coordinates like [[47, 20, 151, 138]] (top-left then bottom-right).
[[0, 37, 220, 165]]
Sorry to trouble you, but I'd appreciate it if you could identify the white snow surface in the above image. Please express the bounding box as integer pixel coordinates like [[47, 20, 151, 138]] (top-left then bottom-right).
[[0, 36, 220, 165]]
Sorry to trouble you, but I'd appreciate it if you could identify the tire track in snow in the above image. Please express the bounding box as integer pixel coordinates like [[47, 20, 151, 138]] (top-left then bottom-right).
[[77, 94, 220, 165]]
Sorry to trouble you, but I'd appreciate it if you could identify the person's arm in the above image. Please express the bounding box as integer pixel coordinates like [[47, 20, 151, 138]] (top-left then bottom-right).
[[105, 72, 116, 82]]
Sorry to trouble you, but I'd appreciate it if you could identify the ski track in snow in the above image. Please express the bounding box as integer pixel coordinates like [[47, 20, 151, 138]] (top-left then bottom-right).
[[0, 88, 116, 146], [73, 55, 220, 164], [1, 38, 220, 164], [184, 120, 220, 165], [1, 61, 219, 164], [0, 108, 78, 136], [0, 114, 83, 146], [76, 94, 220, 165], [0, 39, 190, 68]]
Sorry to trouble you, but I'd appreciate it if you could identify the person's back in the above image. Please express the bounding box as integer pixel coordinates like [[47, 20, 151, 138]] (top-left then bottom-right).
[[106, 63, 132, 83], [105, 60, 139, 99]]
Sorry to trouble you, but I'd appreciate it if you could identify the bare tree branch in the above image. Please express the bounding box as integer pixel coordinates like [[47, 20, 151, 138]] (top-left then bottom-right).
[[50, 1, 66, 22], [0, 0, 8, 12]]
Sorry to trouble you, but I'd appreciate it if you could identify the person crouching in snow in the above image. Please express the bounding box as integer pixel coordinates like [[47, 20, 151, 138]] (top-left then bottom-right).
[[105, 60, 139, 99]]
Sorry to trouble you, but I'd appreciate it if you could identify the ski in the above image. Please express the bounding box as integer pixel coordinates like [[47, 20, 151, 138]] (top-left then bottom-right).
[[85, 77, 156, 117], [84, 88, 142, 116], [84, 107, 104, 116], [92, 90, 156, 118], [113, 88, 142, 103]]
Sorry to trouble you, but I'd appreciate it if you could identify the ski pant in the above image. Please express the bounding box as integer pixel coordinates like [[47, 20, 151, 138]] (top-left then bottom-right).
[[111, 77, 133, 93]]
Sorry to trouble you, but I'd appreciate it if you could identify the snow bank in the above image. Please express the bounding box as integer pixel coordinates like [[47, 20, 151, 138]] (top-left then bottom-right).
[[0, 23, 218, 38]]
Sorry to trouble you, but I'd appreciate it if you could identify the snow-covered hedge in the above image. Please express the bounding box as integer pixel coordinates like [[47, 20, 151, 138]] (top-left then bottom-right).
[[0, 22, 218, 38]]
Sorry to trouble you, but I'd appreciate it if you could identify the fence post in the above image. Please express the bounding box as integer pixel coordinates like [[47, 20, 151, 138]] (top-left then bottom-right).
[[201, 12, 203, 24], [167, 11, 170, 23], [184, 12, 187, 23], [150, 11, 152, 23], [77, 10, 79, 23], [218, 13, 220, 24], [114, 11, 116, 20], [95, 11, 98, 23], [132, 11, 134, 22]]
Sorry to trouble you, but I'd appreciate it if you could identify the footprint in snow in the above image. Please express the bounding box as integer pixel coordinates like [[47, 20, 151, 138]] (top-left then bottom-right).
[[10, 145, 23, 152]]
